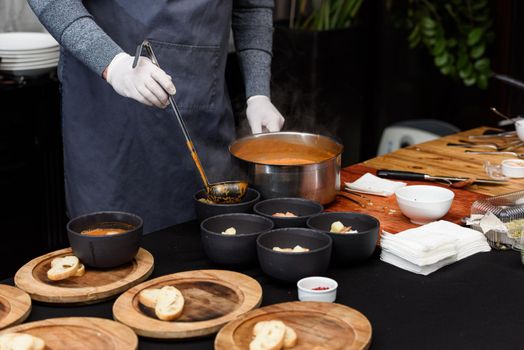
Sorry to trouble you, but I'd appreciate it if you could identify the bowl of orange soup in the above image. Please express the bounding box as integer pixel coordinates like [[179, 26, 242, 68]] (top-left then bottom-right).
[[229, 132, 343, 205], [67, 211, 143, 268]]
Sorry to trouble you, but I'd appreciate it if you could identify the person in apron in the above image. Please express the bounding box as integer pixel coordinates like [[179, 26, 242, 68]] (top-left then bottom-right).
[[28, 0, 285, 233]]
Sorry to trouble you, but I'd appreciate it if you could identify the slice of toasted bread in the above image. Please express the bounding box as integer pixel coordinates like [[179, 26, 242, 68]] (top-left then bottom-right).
[[283, 326, 297, 348], [155, 286, 185, 321], [30, 336, 45, 350], [250, 320, 286, 350], [74, 264, 85, 277], [0, 333, 45, 350], [47, 256, 80, 281], [138, 286, 185, 321], [138, 288, 162, 309], [0, 333, 16, 349]]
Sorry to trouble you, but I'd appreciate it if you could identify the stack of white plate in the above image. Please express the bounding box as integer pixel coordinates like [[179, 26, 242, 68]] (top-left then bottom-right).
[[0, 32, 59, 76]]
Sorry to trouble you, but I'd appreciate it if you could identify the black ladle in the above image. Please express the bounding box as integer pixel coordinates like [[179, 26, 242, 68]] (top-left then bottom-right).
[[133, 40, 247, 203]]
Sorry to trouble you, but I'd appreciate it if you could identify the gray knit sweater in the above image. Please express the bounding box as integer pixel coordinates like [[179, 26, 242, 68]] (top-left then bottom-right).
[[27, 0, 273, 98]]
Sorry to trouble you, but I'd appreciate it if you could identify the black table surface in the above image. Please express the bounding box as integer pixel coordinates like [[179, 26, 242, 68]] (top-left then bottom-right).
[[2, 220, 524, 349]]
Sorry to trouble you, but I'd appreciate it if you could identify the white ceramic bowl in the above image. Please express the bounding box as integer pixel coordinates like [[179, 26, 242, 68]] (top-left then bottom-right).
[[297, 276, 338, 303], [395, 185, 454, 225], [501, 159, 524, 178], [515, 119, 524, 141]]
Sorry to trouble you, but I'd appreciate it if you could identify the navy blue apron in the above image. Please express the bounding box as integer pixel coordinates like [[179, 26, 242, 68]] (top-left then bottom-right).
[[59, 0, 235, 233]]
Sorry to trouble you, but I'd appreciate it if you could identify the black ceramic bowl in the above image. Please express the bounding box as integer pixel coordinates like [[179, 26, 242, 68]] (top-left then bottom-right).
[[67, 211, 143, 268], [307, 212, 379, 264], [201, 213, 274, 265], [194, 188, 261, 222], [253, 198, 324, 228], [256, 228, 332, 283]]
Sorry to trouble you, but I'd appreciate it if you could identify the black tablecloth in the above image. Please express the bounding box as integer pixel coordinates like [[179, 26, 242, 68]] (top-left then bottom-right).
[[3, 220, 524, 349]]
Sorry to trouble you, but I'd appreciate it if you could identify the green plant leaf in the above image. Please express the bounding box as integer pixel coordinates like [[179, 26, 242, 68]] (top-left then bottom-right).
[[425, 38, 437, 46], [435, 53, 449, 67], [474, 13, 490, 22], [468, 27, 484, 46], [477, 74, 488, 89], [474, 58, 490, 71], [447, 38, 457, 48], [457, 52, 468, 70], [459, 64, 473, 79], [422, 17, 437, 29], [472, 0, 488, 11], [464, 76, 477, 86], [440, 66, 452, 75], [348, 0, 363, 19], [432, 38, 446, 56], [331, 0, 343, 27], [409, 35, 421, 48], [470, 44, 486, 59], [423, 27, 436, 37], [408, 25, 420, 41]]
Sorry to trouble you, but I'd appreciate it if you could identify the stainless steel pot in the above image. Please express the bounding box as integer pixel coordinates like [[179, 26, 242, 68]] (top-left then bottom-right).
[[229, 132, 343, 204]]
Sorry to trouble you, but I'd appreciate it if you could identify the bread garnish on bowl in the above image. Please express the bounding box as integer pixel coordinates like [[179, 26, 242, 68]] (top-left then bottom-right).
[[221, 227, 237, 235], [0, 333, 45, 350], [330, 221, 357, 234], [272, 212, 298, 218], [138, 285, 185, 321], [272, 245, 310, 253]]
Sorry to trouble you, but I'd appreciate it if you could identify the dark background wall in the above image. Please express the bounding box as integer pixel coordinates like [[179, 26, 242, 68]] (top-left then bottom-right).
[[0, 75, 67, 280]]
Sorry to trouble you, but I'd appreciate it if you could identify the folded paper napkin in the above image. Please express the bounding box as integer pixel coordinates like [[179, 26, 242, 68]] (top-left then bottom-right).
[[380, 220, 491, 275], [345, 173, 406, 196], [381, 250, 457, 275]]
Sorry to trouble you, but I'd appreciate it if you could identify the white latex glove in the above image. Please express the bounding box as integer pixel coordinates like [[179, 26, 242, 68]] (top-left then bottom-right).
[[105, 52, 176, 108], [246, 95, 285, 134]]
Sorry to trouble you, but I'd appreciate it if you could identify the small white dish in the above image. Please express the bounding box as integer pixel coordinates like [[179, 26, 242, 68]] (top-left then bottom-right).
[[501, 159, 524, 178], [515, 119, 524, 142], [297, 276, 338, 303], [395, 185, 454, 225]]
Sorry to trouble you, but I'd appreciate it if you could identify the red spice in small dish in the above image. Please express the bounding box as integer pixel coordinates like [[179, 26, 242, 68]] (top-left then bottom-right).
[[312, 286, 330, 291]]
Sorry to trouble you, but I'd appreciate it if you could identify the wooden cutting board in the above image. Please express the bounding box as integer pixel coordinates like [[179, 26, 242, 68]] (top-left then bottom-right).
[[363, 127, 524, 196], [14, 247, 154, 304], [0, 284, 31, 330], [215, 301, 372, 350], [326, 164, 487, 233], [0, 317, 138, 350], [113, 269, 262, 339]]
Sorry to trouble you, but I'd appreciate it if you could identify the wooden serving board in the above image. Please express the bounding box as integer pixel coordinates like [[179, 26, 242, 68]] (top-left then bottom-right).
[[113, 269, 262, 339], [326, 164, 487, 233], [14, 247, 154, 304], [0, 284, 31, 330], [0, 317, 138, 350], [215, 301, 372, 350]]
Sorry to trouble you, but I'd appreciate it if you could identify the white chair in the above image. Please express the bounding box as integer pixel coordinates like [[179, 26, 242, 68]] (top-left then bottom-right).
[[377, 119, 460, 156]]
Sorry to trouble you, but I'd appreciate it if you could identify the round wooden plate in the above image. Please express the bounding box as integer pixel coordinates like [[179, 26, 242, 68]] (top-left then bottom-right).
[[113, 269, 262, 339], [0, 317, 138, 349], [0, 284, 31, 330], [215, 301, 372, 350], [14, 247, 154, 304]]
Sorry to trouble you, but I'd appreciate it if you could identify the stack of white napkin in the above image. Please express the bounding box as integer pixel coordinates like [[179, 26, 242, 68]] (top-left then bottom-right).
[[381, 220, 491, 275], [345, 173, 406, 196]]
